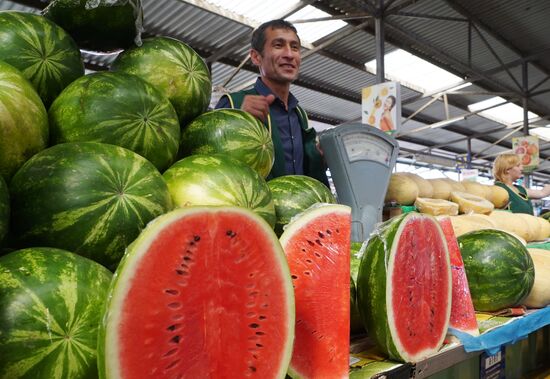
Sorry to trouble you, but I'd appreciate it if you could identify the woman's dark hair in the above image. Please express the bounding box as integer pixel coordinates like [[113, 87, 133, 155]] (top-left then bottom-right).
[[387, 95, 397, 109], [251, 19, 299, 53]]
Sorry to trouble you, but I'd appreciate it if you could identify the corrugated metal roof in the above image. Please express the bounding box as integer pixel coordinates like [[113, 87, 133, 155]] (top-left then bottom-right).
[[2, 0, 550, 178]]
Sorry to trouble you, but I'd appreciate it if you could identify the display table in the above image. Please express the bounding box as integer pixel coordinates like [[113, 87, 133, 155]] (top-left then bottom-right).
[[350, 306, 550, 378]]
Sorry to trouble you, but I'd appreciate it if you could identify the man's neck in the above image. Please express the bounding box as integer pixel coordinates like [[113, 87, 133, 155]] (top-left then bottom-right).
[[261, 77, 291, 109]]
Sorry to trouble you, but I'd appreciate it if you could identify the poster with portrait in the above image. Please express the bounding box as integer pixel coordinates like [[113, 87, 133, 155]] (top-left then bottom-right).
[[361, 82, 401, 134], [512, 135, 539, 172]]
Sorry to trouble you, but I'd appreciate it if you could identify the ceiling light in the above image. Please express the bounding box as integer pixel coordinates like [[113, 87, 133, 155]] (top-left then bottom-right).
[[429, 115, 466, 129]]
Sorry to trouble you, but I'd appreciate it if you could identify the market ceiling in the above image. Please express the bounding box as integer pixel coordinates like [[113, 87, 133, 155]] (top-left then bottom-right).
[[4, 0, 550, 179]]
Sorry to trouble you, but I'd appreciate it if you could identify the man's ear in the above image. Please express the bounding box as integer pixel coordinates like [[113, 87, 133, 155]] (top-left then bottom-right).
[[250, 49, 262, 66]]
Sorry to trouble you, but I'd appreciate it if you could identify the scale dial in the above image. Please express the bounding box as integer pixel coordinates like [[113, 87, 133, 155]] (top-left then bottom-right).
[[342, 132, 393, 165]]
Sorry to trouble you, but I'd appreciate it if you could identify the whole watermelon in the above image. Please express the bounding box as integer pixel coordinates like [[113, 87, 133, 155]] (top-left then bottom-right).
[[43, 0, 143, 51], [163, 154, 275, 227], [49, 71, 180, 171], [0, 11, 84, 107], [0, 176, 8, 246], [0, 247, 112, 379], [268, 175, 336, 235], [111, 36, 211, 125], [180, 108, 274, 178], [9, 142, 173, 269], [458, 229, 534, 312], [0, 60, 48, 181]]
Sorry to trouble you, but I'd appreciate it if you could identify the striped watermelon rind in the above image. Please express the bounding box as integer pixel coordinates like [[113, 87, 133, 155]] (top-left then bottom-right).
[[0, 176, 8, 246], [180, 108, 274, 178], [0, 247, 112, 379], [268, 175, 336, 235], [457, 229, 534, 312], [163, 154, 276, 228], [49, 71, 180, 171], [43, 0, 143, 51], [356, 212, 451, 363], [98, 206, 295, 379], [111, 36, 211, 125], [9, 142, 173, 270], [0, 11, 84, 107], [0, 60, 49, 181]]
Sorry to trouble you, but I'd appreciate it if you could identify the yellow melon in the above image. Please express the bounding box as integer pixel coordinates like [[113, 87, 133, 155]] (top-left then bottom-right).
[[450, 191, 495, 215], [488, 210, 531, 242], [404, 173, 434, 198], [414, 197, 458, 216], [428, 178, 453, 200], [516, 213, 542, 242], [461, 181, 490, 199], [384, 173, 419, 205], [487, 185, 509, 209], [523, 248, 550, 308], [535, 217, 550, 240]]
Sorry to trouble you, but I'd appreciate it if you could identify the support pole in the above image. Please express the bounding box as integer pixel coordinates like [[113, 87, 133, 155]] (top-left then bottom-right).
[[375, 0, 385, 83]]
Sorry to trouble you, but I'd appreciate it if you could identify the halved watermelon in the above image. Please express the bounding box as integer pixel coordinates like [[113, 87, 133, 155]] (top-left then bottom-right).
[[437, 217, 479, 336], [98, 206, 294, 379], [356, 212, 451, 363], [280, 204, 351, 379]]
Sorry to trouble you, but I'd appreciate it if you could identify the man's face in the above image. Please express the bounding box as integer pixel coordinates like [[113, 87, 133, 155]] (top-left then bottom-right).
[[251, 27, 301, 84]]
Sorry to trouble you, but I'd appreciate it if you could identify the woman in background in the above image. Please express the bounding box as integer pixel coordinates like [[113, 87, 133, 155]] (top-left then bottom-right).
[[492, 153, 550, 214]]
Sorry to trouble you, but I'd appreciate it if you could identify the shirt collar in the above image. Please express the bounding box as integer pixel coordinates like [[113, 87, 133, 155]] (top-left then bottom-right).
[[254, 78, 299, 110]]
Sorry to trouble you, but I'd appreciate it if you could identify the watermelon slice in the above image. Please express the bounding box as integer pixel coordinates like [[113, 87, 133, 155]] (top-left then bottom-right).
[[98, 206, 295, 379], [280, 204, 351, 379], [438, 217, 479, 336], [356, 212, 451, 363]]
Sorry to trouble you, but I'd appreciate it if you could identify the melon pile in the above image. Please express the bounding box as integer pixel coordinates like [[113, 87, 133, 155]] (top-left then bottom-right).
[[0, 7, 352, 379], [384, 172, 550, 242]]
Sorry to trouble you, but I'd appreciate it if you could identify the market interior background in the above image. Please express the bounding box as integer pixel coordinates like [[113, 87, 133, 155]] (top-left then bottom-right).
[[4, 0, 550, 203]]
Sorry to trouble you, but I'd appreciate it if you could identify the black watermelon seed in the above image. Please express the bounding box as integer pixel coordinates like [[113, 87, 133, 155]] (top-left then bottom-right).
[[291, 275, 298, 280], [164, 359, 180, 370], [194, 235, 200, 241], [307, 240, 315, 246], [249, 323, 260, 328], [318, 231, 325, 238], [165, 289, 179, 295], [258, 315, 266, 320], [256, 343, 263, 348], [315, 239, 322, 246], [248, 366, 257, 372], [170, 335, 181, 344], [326, 229, 332, 235], [163, 348, 178, 357], [256, 331, 265, 336], [314, 252, 321, 258]]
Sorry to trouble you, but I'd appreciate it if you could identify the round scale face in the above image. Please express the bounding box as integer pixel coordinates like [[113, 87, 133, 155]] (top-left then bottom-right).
[[342, 132, 393, 165]]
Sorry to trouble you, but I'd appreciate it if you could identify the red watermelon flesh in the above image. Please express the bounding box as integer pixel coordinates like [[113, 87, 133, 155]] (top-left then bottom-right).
[[388, 216, 451, 360], [280, 204, 351, 379], [98, 207, 294, 379], [438, 217, 479, 336]]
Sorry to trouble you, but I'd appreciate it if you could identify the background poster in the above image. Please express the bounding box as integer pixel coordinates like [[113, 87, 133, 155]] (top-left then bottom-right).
[[362, 82, 401, 134], [512, 135, 539, 172]]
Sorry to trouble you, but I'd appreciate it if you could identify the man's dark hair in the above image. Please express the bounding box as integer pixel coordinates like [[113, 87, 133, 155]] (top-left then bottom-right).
[[251, 19, 299, 53]]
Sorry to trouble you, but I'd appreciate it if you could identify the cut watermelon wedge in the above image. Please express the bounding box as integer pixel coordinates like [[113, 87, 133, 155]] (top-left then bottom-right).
[[357, 212, 451, 363], [438, 216, 479, 336], [98, 206, 295, 379], [280, 204, 351, 379]]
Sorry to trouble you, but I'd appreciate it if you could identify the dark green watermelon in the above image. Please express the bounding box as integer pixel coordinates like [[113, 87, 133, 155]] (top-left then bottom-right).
[[180, 108, 274, 178], [111, 36, 212, 125], [9, 142, 173, 269], [0, 247, 112, 378], [0, 176, 8, 246], [43, 0, 143, 51], [0, 60, 49, 181], [49, 71, 180, 171], [163, 154, 275, 228], [268, 175, 336, 236], [458, 229, 534, 312], [0, 11, 84, 107]]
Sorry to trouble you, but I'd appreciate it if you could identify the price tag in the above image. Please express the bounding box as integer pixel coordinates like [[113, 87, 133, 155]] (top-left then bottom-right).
[[480, 348, 505, 379]]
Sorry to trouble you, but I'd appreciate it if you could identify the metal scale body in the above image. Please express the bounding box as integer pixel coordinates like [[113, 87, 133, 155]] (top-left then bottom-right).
[[319, 122, 399, 242]]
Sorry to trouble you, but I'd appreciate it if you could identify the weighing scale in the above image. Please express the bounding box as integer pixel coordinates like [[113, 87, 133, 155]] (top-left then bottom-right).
[[319, 122, 399, 242]]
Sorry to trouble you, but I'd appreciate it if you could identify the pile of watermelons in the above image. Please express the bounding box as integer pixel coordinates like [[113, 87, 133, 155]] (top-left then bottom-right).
[[0, 4, 354, 378], [2, 4, 550, 379]]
